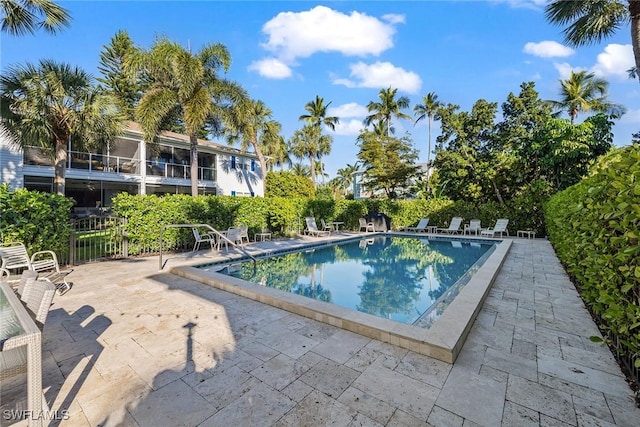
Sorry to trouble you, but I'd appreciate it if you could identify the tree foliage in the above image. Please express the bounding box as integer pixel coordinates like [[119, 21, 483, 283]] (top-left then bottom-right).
[[265, 171, 315, 199], [357, 130, 420, 199]]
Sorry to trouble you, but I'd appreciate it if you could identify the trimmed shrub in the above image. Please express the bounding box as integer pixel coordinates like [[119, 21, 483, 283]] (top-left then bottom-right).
[[545, 145, 640, 369], [0, 184, 73, 258]]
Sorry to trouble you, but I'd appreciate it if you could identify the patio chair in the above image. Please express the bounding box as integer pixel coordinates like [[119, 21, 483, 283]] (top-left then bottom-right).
[[359, 218, 375, 233], [0, 242, 72, 295], [218, 227, 244, 251], [480, 219, 510, 238], [437, 217, 463, 234], [237, 225, 250, 244], [305, 217, 330, 237], [0, 278, 56, 385], [464, 219, 482, 235], [320, 219, 333, 234], [192, 228, 216, 252], [402, 218, 430, 233]]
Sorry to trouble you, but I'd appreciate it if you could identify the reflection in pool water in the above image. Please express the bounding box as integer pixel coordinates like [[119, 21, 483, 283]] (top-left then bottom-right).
[[215, 236, 497, 327]]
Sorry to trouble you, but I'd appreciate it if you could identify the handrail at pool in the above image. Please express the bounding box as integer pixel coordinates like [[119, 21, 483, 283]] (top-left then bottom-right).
[[158, 223, 257, 270]]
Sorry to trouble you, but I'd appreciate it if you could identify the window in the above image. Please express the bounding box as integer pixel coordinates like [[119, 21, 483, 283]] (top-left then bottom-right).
[[251, 159, 255, 172], [231, 156, 236, 169]]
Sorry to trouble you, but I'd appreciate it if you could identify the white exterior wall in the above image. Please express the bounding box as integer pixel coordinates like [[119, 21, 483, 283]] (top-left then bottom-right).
[[0, 130, 24, 191], [215, 152, 264, 197]]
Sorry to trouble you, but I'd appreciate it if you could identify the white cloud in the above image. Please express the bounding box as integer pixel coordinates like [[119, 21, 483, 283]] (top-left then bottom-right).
[[332, 61, 422, 94], [523, 41, 574, 58], [260, 6, 399, 62], [247, 58, 292, 79], [333, 119, 366, 136], [553, 62, 585, 80], [328, 102, 368, 118], [493, 0, 547, 10], [591, 44, 634, 80], [382, 14, 405, 24]]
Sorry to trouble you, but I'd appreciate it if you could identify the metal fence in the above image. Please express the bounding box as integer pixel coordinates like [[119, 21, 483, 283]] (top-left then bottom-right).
[[68, 216, 129, 265]]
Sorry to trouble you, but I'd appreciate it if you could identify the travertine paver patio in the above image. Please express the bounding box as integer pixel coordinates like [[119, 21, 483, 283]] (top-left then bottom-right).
[[1, 237, 639, 426]]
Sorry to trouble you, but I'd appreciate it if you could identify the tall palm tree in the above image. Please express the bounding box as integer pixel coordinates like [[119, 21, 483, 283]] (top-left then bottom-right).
[[263, 135, 290, 171], [0, 59, 124, 195], [225, 98, 281, 193], [127, 37, 246, 196], [288, 124, 332, 187], [1, 0, 70, 35], [413, 92, 443, 194], [299, 95, 338, 183], [299, 95, 340, 131], [363, 87, 411, 136], [549, 70, 625, 123], [545, 0, 640, 84], [336, 162, 359, 195]]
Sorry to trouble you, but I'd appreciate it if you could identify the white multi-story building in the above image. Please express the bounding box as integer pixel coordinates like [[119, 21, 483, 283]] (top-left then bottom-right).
[[0, 122, 264, 207]]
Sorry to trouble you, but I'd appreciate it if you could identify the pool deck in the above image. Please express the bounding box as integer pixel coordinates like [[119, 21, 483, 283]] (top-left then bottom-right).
[[1, 234, 639, 426]]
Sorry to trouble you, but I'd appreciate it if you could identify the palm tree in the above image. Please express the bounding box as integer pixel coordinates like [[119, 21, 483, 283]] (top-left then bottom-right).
[[299, 95, 340, 131], [290, 163, 311, 178], [545, 0, 640, 85], [363, 87, 411, 136], [127, 37, 246, 196], [335, 163, 359, 196], [1, 0, 70, 35], [288, 124, 332, 187], [225, 98, 281, 193], [413, 92, 443, 194], [0, 59, 124, 195], [263, 135, 290, 171], [549, 70, 625, 124]]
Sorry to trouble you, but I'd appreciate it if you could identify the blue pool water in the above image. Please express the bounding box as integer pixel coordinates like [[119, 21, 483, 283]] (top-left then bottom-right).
[[211, 235, 497, 327]]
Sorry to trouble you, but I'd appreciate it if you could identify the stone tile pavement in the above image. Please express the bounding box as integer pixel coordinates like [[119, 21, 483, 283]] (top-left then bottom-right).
[[1, 237, 638, 426]]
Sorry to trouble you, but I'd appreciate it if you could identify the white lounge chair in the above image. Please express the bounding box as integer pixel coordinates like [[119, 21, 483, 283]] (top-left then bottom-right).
[[464, 219, 482, 235], [305, 217, 331, 237], [237, 225, 250, 244], [0, 242, 72, 294], [402, 218, 430, 233], [359, 218, 375, 233], [192, 228, 216, 251], [481, 219, 510, 238], [437, 217, 463, 234]]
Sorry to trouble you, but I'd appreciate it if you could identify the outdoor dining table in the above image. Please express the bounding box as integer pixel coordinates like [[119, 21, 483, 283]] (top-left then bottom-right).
[[0, 280, 44, 427]]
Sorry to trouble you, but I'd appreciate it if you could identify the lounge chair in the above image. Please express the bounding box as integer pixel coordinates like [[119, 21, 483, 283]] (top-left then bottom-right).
[[402, 218, 430, 233], [480, 219, 510, 238], [358, 218, 375, 233], [437, 217, 463, 234], [464, 219, 482, 235], [0, 242, 72, 294], [305, 217, 331, 237], [192, 228, 216, 252]]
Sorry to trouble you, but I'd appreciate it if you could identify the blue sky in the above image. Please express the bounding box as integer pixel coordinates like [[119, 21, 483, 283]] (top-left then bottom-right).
[[1, 0, 638, 178]]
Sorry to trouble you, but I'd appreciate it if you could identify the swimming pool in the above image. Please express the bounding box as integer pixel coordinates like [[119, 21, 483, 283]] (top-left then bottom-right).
[[171, 233, 512, 363], [214, 236, 497, 328]]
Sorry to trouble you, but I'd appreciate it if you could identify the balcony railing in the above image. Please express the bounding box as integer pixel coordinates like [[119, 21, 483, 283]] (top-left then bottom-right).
[[23, 147, 215, 181]]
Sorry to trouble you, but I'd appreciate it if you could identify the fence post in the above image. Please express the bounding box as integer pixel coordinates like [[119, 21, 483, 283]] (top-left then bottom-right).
[[69, 219, 76, 266], [122, 217, 129, 258]]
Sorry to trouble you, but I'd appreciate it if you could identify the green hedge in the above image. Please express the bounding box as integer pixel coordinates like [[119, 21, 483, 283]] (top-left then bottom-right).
[[0, 184, 73, 259], [108, 190, 547, 255], [545, 145, 640, 367]]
